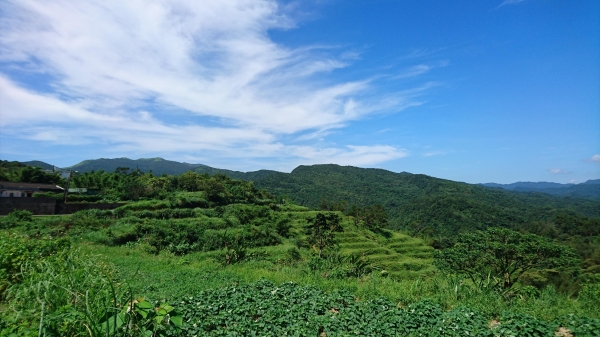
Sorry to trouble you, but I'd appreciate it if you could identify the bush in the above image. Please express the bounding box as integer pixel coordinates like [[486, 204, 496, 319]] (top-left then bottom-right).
[[0, 209, 33, 229]]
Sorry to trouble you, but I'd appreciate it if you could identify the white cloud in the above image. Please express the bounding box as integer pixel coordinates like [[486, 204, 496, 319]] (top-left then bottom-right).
[[591, 154, 600, 164], [548, 168, 571, 175], [0, 0, 429, 169]]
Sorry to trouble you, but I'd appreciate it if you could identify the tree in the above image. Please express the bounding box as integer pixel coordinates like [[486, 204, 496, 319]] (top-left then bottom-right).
[[361, 204, 388, 230], [306, 213, 342, 258], [347, 204, 388, 230], [434, 227, 580, 289], [177, 171, 204, 191], [18, 166, 62, 184]]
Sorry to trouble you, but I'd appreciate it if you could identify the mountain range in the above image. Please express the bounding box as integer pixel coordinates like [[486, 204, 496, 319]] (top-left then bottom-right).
[[18, 157, 600, 235], [480, 180, 600, 199], [22, 157, 600, 200]]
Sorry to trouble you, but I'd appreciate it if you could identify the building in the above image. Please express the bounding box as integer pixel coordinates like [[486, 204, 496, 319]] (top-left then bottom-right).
[[0, 182, 64, 198]]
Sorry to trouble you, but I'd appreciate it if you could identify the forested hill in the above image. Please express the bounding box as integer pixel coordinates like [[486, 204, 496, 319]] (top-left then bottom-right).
[[252, 164, 600, 238], [15, 158, 600, 239], [66, 157, 280, 180], [68, 157, 201, 175]]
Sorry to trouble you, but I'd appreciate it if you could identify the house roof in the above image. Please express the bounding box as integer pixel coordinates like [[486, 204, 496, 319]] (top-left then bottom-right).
[[0, 181, 64, 191]]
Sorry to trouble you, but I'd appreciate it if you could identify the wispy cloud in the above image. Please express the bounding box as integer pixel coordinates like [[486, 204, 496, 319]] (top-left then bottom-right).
[[391, 61, 448, 80], [497, 0, 527, 9], [548, 168, 571, 175], [423, 150, 446, 157], [0, 0, 433, 169], [591, 154, 600, 164]]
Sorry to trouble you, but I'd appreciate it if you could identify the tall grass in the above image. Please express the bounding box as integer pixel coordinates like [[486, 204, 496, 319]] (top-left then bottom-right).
[[1, 249, 131, 336]]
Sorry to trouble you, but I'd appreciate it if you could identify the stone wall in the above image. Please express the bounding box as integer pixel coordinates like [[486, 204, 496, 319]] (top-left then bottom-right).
[[0, 198, 123, 215]]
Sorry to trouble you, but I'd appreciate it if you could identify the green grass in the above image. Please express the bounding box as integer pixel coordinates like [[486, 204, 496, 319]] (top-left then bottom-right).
[[3, 204, 599, 335], [75, 242, 599, 323]]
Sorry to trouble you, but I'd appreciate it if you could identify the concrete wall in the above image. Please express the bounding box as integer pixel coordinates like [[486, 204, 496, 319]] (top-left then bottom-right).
[[0, 197, 57, 215], [0, 198, 123, 215]]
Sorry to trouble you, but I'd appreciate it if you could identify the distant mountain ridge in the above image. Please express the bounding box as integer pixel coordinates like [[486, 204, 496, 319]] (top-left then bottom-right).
[[23, 157, 281, 181], [20, 157, 600, 202], [21, 160, 55, 171], [17, 158, 600, 237], [481, 181, 575, 190], [481, 180, 600, 199]]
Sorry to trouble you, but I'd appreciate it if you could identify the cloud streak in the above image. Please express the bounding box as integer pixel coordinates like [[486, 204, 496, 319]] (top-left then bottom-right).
[[497, 0, 527, 9], [548, 168, 571, 175], [0, 0, 432, 170]]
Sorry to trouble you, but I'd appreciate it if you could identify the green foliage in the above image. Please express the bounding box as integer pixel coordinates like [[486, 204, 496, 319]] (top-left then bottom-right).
[[144, 279, 595, 336], [555, 314, 600, 337], [0, 209, 33, 229], [133, 217, 281, 255], [434, 227, 580, 289], [0, 233, 70, 296], [305, 212, 342, 257], [494, 312, 556, 337], [555, 213, 600, 237], [360, 203, 389, 230], [98, 298, 183, 336], [0, 244, 182, 336], [307, 252, 375, 278], [0, 160, 65, 186]]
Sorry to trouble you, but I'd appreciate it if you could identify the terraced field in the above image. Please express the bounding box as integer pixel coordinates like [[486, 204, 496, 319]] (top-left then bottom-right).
[[336, 229, 435, 278], [280, 208, 435, 279]]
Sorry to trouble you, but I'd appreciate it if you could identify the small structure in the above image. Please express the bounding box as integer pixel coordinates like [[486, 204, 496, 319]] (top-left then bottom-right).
[[0, 182, 64, 198]]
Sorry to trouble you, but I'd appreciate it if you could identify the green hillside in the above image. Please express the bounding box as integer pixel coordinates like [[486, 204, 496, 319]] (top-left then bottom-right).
[[21, 160, 55, 170], [253, 164, 600, 239], [2, 168, 599, 335], [68, 157, 201, 174], [65, 157, 280, 180]]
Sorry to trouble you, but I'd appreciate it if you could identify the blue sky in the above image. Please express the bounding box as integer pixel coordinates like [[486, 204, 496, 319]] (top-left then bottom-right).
[[0, 0, 598, 184]]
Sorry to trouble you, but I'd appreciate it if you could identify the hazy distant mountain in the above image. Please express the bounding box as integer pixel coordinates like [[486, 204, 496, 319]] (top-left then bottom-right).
[[31, 157, 280, 181], [21, 160, 55, 170], [481, 181, 574, 190], [67, 157, 203, 175], [481, 180, 600, 200]]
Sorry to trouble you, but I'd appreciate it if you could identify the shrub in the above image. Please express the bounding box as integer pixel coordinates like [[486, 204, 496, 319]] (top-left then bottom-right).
[[0, 209, 33, 229], [0, 233, 70, 296]]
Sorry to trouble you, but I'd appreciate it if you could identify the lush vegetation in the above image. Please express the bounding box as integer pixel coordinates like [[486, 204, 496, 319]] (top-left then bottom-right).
[[0, 160, 63, 184], [1, 163, 600, 336], [251, 164, 600, 282]]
